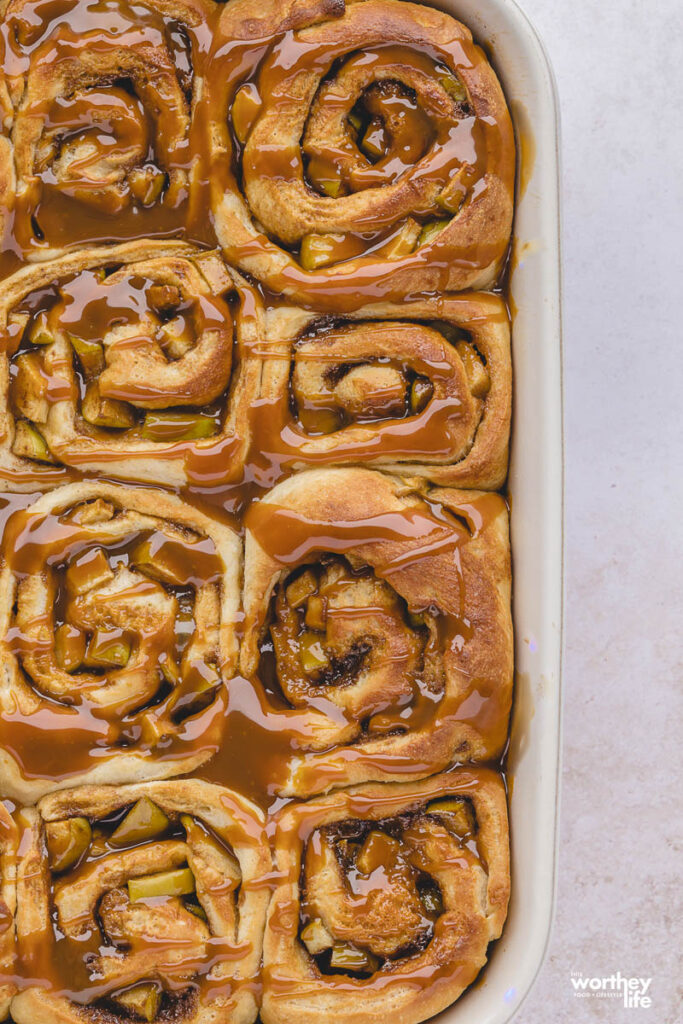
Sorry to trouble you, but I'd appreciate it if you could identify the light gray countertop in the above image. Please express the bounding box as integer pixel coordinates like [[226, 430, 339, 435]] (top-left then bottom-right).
[[508, 1, 682, 1020]]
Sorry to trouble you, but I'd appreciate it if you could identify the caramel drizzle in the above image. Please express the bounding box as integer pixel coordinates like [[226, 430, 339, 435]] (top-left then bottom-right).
[[252, 300, 507, 476], [236, 492, 510, 793], [0, 498, 229, 780], [0, 0, 216, 278], [0, 0, 515, 1013], [266, 769, 503, 1001], [196, 0, 515, 310], [5, 790, 269, 1013]]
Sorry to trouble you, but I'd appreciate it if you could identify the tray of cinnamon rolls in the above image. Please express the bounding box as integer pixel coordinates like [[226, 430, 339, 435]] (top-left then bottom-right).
[[0, 0, 564, 1022]]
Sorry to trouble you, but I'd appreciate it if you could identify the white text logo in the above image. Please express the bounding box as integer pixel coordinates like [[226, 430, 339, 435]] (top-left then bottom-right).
[[570, 971, 652, 1008]]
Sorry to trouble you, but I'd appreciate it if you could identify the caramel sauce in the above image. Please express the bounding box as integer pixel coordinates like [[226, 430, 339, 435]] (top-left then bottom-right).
[[0, 0, 515, 1017], [188, 0, 516, 311], [249, 306, 508, 477]]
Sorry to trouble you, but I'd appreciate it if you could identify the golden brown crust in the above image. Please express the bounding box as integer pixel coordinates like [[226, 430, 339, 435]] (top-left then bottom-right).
[[0, 481, 242, 803], [206, 0, 515, 312], [0, 242, 262, 490], [258, 292, 510, 488], [0, 2, 516, 1018], [242, 468, 513, 795], [262, 768, 510, 1024], [11, 780, 270, 1024], [0, 0, 217, 261], [0, 802, 17, 1020]]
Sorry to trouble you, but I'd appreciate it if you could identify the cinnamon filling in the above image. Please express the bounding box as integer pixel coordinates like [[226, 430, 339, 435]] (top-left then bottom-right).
[[0, 0, 515, 1019]]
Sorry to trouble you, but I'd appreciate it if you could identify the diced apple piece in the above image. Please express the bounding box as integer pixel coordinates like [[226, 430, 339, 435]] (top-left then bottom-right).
[[300, 233, 346, 271], [184, 900, 208, 922], [114, 983, 161, 1022], [147, 284, 181, 316], [128, 867, 196, 902], [160, 654, 181, 686], [419, 881, 443, 916], [89, 827, 109, 858], [158, 316, 195, 360], [66, 548, 114, 596], [131, 538, 186, 586], [82, 383, 135, 429], [128, 166, 165, 206], [359, 118, 387, 160], [12, 421, 54, 463], [55, 623, 86, 673], [68, 499, 115, 525], [28, 312, 55, 346], [300, 633, 329, 675], [440, 74, 468, 103], [410, 377, 434, 414], [140, 411, 215, 442], [13, 351, 49, 423], [110, 798, 170, 848], [437, 175, 467, 215], [286, 570, 318, 609], [85, 630, 131, 669], [298, 408, 343, 435], [329, 944, 379, 973], [356, 831, 401, 875], [380, 218, 421, 260], [46, 817, 92, 873], [320, 179, 343, 197], [68, 333, 105, 376], [418, 219, 451, 247], [426, 797, 476, 837], [455, 340, 490, 398], [304, 596, 327, 632], [301, 919, 334, 955]]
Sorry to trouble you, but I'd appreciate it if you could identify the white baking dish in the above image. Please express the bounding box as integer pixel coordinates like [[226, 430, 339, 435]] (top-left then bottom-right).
[[416, 1, 563, 1021]]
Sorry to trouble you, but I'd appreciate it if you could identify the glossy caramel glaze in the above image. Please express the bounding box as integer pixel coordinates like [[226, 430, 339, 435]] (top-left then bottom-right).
[[263, 768, 509, 1024], [0, 241, 261, 489], [240, 469, 512, 797], [256, 293, 511, 488], [203, 0, 515, 311], [11, 780, 271, 1024], [0, 1, 515, 1021]]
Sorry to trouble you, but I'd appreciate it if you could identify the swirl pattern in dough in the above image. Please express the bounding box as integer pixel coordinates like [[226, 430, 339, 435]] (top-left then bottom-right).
[[0, 0, 216, 264], [262, 768, 509, 1024], [0, 241, 261, 488], [204, 0, 515, 311], [257, 292, 510, 487], [12, 780, 270, 1024], [242, 468, 513, 795], [0, 481, 241, 802]]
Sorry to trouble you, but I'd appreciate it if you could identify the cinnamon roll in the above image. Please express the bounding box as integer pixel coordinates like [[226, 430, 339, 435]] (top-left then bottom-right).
[[0, 482, 241, 803], [0, 241, 260, 488], [204, 0, 515, 312], [11, 780, 270, 1024], [258, 293, 510, 488], [0, 802, 17, 1021], [0, 0, 215, 268], [262, 768, 509, 1024], [242, 468, 512, 796]]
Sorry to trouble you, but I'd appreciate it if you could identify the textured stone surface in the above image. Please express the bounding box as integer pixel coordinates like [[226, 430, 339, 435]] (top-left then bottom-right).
[[510, 0, 682, 1020]]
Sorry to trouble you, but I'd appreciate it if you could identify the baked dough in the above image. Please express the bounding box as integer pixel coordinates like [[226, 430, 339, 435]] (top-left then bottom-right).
[[0, 482, 241, 802], [206, 0, 515, 310], [259, 292, 511, 488], [262, 768, 510, 1024], [242, 467, 513, 795]]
